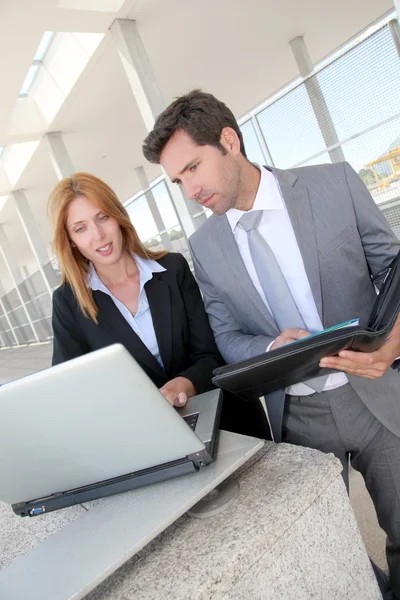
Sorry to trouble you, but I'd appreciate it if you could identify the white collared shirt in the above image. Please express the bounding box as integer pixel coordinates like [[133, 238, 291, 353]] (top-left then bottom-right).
[[226, 165, 348, 395], [88, 254, 166, 368]]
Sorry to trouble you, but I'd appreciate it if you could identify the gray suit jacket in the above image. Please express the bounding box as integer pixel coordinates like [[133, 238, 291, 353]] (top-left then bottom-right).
[[189, 162, 400, 441]]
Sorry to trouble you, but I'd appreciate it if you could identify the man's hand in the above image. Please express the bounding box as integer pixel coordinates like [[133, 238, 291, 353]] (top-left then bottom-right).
[[270, 328, 311, 350], [159, 376, 196, 407], [319, 314, 400, 379]]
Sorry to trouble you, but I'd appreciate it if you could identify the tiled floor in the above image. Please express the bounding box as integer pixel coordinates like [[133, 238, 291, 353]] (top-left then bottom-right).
[[0, 342, 53, 384], [0, 342, 387, 571]]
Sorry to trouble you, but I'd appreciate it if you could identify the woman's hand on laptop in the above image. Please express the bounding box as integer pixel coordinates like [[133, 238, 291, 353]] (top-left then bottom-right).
[[159, 377, 196, 407]]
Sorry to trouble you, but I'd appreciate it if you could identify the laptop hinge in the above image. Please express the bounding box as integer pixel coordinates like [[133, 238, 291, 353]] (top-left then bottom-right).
[[188, 448, 212, 468]]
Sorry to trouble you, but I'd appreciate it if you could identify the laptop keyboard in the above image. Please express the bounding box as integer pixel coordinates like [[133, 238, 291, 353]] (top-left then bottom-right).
[[183, 413, 198, 431]]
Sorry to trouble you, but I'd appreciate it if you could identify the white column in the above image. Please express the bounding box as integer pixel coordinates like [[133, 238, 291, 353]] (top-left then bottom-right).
[[185, 195, 207, 229], [13, 190, 56, 295], [389, 17, 400, 59], [0, 226, 40, 343], [135, 167, 173, 251], [251, 116, 275, 166], [290, 36, 345, 163], [22, 265, 46, 320], [45, 132, 75, 179], [110, 19, 197, 238], [0, 281, 19, 346]]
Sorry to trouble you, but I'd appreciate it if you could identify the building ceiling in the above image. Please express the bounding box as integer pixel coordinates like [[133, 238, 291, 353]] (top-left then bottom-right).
[[0, 0, 394, 286]]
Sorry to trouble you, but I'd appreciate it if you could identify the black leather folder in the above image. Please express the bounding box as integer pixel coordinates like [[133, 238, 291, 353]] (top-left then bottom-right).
[[212, 250, 400, 399]]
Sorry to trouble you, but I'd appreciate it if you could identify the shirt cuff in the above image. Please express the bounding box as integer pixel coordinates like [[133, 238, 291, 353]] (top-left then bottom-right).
[[266, 340, 275, 352], [392, 357, 400, 370]]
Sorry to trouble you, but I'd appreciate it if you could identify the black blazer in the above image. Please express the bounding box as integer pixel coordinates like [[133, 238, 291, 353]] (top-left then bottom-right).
[[52, 253, 271, 439], [52, 253, 222, 394]]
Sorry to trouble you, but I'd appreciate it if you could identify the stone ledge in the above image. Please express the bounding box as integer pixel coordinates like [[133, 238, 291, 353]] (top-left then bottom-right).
[[86, 444, 380, 600]]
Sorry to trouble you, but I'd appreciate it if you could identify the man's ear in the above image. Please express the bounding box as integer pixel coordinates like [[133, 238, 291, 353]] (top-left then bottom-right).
[[220, 127, 241, 155]]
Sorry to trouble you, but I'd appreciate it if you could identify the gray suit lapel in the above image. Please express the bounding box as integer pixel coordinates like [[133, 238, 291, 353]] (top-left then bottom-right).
[[215, 215, 280, 335], [271, 167, 323, 322]]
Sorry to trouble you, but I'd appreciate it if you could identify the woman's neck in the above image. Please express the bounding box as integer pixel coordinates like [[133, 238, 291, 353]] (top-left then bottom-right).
[[93, 251, 138, 287]]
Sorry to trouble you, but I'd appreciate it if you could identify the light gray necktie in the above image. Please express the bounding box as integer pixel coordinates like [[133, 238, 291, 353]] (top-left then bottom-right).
[[239, 210, 327, 393]]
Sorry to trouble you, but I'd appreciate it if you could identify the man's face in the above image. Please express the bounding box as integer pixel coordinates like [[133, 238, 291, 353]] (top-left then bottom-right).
[[160, 129, 241, 215]]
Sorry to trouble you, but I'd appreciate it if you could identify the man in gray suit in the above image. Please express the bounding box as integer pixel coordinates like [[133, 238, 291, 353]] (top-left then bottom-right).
[[143, 90, 400, 598]]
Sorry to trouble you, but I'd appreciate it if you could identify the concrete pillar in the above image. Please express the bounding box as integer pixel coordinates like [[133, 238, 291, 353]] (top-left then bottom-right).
[[184, 195, 207, 229], [13, 190, 57, 294], [45, 132, 74, 180], [0, 226, 39, 343], [251, 116, 275, 166], [110, 19, 200, 238], [135, 167, 173, 251], [290, 36, 345, 163], [22, 265, 46, 320], [389, 17, 400, 59], [0, 281, 19, 346]]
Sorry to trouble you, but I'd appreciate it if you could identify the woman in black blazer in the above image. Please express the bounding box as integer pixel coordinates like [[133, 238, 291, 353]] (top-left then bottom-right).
[[48, 173, 270, 434]]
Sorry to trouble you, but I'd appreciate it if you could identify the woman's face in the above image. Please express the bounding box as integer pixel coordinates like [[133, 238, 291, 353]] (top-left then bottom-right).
[[66, 195, 124, 267]]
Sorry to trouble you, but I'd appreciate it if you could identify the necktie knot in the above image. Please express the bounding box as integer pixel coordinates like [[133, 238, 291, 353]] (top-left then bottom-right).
[[239, 210, 263, 232]]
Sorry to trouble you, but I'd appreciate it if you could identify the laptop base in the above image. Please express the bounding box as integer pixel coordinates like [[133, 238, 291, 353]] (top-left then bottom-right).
[[13, 457, 198, 517]]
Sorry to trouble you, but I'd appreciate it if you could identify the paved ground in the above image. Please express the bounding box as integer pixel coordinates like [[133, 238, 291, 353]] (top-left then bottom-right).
[[0, 342, 53, 384], [0, 342, 388, 571]]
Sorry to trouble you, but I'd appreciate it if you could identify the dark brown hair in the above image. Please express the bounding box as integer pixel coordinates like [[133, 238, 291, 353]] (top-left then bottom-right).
[[143, 90, 247, 163]]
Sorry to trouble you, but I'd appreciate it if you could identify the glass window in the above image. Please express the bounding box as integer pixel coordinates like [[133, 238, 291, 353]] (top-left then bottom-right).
[[299, 152, 332, 168], [257, 84, 326, 169], [317, 27, 400, 142], [19, 64, 40, 96], [240, 120, 266, 166], [33, 31, 54, 61], [125, 195, 158, 243], [151, 182, 180, 230], [340, 116, 400, 208]]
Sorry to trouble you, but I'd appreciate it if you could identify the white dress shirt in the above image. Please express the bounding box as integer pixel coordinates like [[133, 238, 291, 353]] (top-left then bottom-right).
[[88, 254, 166, 368], [226, 165, 348, 395]]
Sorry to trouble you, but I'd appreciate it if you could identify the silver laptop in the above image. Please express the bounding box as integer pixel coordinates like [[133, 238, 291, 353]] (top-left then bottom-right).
[[0, 344, 221, 517]]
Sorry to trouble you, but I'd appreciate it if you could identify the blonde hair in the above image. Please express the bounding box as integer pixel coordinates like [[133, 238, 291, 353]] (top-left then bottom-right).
[[48, 172, 167, 322]]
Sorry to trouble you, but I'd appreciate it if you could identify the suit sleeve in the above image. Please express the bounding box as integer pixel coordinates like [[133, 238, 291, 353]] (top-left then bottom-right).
[[52, 287, 90, 366], [343, 162, 400, 288], [173, 254, 223, 394], [189, 239, 274, 364]]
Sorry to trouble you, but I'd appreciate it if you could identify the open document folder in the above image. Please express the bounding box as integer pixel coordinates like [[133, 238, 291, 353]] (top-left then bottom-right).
[[212, 250, 400, 398]]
